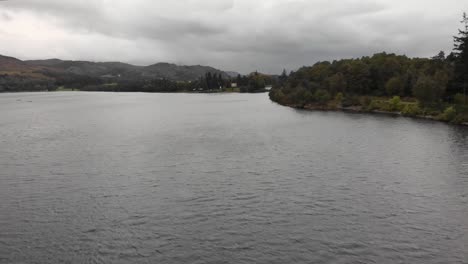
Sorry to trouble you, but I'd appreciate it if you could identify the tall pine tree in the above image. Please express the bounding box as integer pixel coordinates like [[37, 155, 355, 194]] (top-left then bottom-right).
[[453, 13, 468, 91]]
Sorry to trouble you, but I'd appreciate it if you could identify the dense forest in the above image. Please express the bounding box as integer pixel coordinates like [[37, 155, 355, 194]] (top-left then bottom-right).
[[270, 13, 468, 124]]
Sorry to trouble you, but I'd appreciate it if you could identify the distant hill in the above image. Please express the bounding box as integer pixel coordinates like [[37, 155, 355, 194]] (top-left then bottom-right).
[[0, 55, 26, 71], [0, 55, 52, 79], [0, 54, 231, 81], [139, 62, 229, 81], [23, 57, 229, 81]]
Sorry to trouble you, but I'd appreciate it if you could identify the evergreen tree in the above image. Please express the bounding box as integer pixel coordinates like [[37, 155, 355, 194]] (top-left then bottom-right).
[[236, 74, 242, 86], [212, 73, 218, 89], [453, 13, 468, 91], [206, 72, 212, 90], [279, 69, 288, 86], [217, 73, 223, 89], [432, 51, 446, 61]]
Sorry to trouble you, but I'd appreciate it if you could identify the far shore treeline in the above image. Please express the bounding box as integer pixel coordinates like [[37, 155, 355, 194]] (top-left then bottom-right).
[[77, 72, 272, 93], [269, 13, 468, 124]]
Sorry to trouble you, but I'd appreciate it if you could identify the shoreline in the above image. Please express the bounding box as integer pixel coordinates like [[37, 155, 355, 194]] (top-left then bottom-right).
[[277, 102, 468, 126]]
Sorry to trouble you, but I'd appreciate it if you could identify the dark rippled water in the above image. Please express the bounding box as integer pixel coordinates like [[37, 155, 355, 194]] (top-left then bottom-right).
[[1, 92, 467, 264]]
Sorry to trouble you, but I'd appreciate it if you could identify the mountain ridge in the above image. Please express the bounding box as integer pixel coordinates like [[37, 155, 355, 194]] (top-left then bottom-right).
[[0, 54, 239, 81]]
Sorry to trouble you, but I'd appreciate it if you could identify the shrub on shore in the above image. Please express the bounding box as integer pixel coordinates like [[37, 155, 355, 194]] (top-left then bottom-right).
[[402, 103, 422, 116], [439, 106, 457, 122]]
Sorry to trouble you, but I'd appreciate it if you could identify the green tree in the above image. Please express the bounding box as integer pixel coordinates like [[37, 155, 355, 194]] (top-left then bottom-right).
[[314, 89, 331, 105], [307, 62, 331, 83], [292, 86, 313, 105], [247, 72, 266, 92], [327, 72, 347, 94], [432, 51, 446, 61], [279, 69, 288, 85], [434, 70, 449, 92], [385, 76, 405, 96], [345, 60, 371, 94], [413, 75, 443, 104]]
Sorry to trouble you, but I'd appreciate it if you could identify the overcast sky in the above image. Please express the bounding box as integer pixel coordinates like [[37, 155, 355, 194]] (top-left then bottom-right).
[[0, 0, 467, 74]]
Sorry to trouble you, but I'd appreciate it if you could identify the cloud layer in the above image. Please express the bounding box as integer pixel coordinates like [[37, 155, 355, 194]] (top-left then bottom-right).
[[1, 0, 467, 73]]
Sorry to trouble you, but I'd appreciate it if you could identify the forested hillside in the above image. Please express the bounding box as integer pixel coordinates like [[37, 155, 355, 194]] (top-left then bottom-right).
[[270, 13, 468, 124]]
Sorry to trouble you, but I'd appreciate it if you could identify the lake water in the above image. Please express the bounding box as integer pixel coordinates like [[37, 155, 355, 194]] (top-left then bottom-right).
[[0, 92, 467, 264]]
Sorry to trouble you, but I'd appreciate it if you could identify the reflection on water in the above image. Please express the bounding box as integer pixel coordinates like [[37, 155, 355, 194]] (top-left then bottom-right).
[[0, 92, 467, 264]]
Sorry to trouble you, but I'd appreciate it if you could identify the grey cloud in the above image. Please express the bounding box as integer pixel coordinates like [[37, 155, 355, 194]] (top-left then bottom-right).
[[0, 0, 467, 74], [133, 17, 224, 40], [2, 0, 224, 40]]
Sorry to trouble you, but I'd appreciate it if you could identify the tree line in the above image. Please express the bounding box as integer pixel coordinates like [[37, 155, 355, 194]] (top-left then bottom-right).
[[0, 69, 273, 93]]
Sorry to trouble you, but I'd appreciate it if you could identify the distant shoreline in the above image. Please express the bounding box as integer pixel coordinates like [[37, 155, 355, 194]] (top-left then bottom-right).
[[0, 89, 269, 94]]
